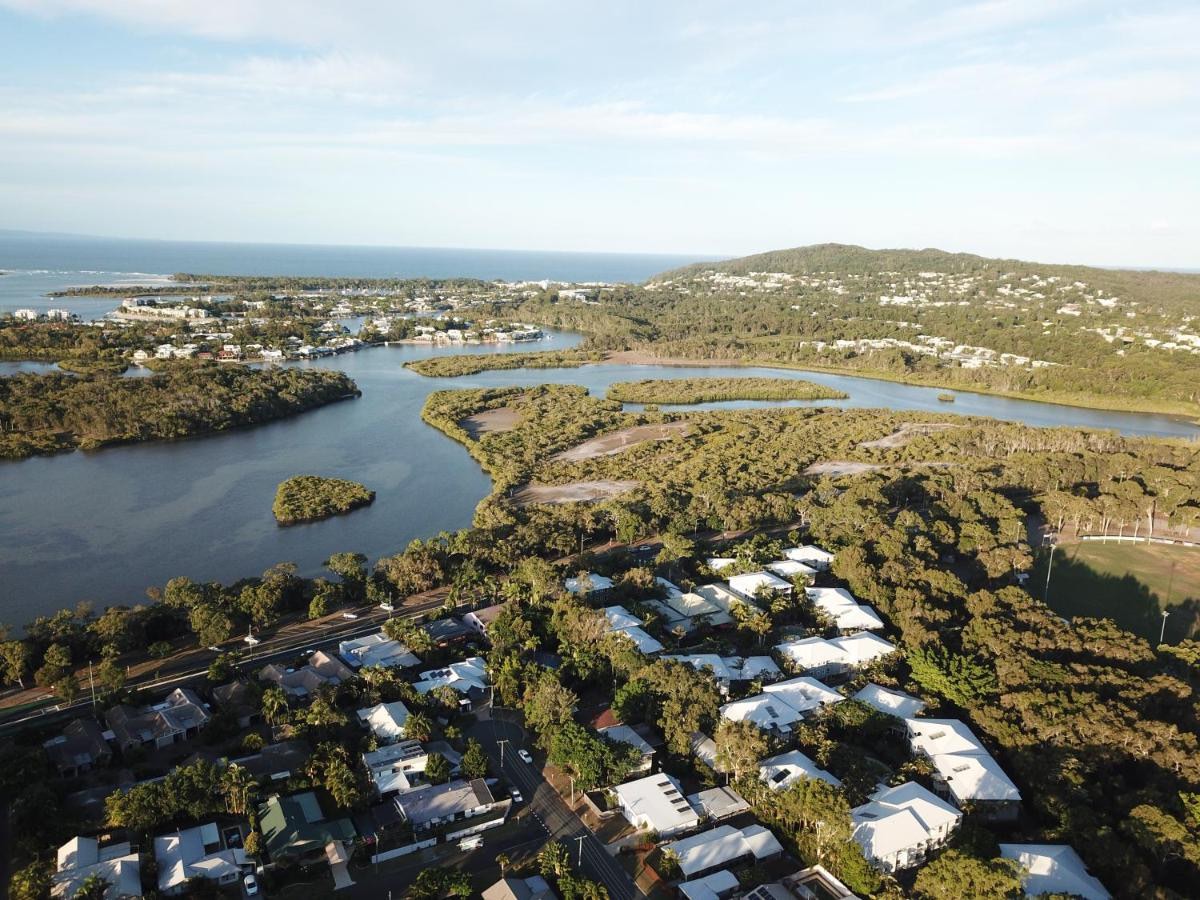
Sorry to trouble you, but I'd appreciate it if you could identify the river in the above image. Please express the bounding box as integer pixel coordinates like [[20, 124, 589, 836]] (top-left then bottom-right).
[[2, 331, 1199, 628]]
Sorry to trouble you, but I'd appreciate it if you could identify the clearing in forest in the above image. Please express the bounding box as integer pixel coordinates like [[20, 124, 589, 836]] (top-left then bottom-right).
[[551, 421, 691, 462]]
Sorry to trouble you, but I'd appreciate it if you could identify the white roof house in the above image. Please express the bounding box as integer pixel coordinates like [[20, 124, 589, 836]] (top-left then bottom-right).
[[564, 573, 614, 596], [759, 749, 841, 790], [851, 782, 962, 873], [765, 559, 818, 580], [720, 693, 805, 734], [727, 571, 793, 600], [613, 774, 701, 837], [414, 657, 488, 696], [53, 837, 142, 899], [663, 654, 782, 690], [853, 684, 926, 720], [604, 606, 665, 654], [357, 701, 411, 743], [761, 676, 844, 716], [783, 545, 835, 570], [678, 870, 740, 900], [906, 719, 1021, 812], [338, 633, 420, 669], [693, 583, 757, 614], [656, 591, 734, 629], [828, 632, 896, 666], [706, 557, 737, 572], [598, 724, 655, 773], [363, 740, 443, 796], [807, 588, 885, 632], [775, 636, 849, 678], [999, 844, 1111, 900], [666, 824, 784, 880], [154, 823, 247, 895]]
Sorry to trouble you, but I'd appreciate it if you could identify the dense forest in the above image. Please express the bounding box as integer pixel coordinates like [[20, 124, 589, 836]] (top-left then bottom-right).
[[272, 475, 375, 525], [606, 376, 847, 404], [0, 365, 358, 457], [404, 348, 605, 377]]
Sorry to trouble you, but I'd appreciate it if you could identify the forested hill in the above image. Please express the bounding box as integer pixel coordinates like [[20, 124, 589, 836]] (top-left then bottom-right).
[[657, 243, 994, 278]]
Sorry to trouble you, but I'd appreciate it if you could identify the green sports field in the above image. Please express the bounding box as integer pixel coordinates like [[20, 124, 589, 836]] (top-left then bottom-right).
[[1032, 540, 1200, 643]]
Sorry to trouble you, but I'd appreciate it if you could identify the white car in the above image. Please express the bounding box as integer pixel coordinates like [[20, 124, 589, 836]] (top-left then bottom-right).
[[243, 874, 259, 896], [518, 749, 533, 764], [342, 612, 358, 620], [510, 787, 523, 803]]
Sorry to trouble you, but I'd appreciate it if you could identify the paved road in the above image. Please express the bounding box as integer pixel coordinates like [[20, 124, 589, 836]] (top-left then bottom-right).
[[468, 712, 642, 900]]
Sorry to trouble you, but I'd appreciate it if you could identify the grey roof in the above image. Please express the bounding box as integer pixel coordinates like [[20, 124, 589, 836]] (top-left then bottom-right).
[[45, 718, 111, 772]]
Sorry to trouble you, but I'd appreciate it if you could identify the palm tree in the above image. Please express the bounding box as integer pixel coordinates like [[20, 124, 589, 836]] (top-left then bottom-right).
[[221, 763, 255, 816], [403, 709, 434, 742], [260, 686, 289, 726], [495, 853, 510, 875]]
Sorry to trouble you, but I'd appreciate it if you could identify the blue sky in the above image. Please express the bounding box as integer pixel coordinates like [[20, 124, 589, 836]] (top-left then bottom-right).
[[0, 1, 1197, 266]]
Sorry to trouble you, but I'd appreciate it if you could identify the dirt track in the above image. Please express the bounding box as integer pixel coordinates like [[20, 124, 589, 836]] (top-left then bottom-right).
[[858, 422, 961, 449], [511, 480, 639, 505], [552, 421, 691, 462]]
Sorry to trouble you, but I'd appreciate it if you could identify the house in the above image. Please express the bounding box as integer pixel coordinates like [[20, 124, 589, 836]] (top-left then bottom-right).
[[564, 572, 614, 598], [690, 732, 720, 771], [693, 583, 759, 616], [105, 687, 211, 752], [851, 782, 962, 873], [727, 571, 793, 601], [260, 651, 353, 698], [783, 546, 835, 570], [806, 588, 885, 633], [483, 875, 556, 900], [830, 632, 896, 666], [761, 676, 844, 716], [52, 836, 142, 899], [230, 741, 309, 781], [720, 693, 804, 735], [603, 605, 665, 654], [613, 773, 701, 836], [44, 718, 112, 777], [748, 866, 862, 900], [765, 559, 818, 582], [482, 875, 558, 900], [662, 654, 781, 693], [686, 786, 750, 821], [414, 656, 488, 697], [357, 701, 411, 743], [678, 870, 740, 900], [773, 636, 849, 679], [338, 633, 420, 670], [598, 724, 655, 774], [211, 680, 260, 729], [422, 617, 473, 647], [759, 749, 841, 790], [463, 603, 506, 638], [852, 684, 926, 720], [258, 792, 357, 866], [665, 823, 784, 880], [648, 590, 734, 634], [706, 557, 737, 572], [154, 822, 249, 895], [393, 778, 496, 831], [998, 844, 1111, 900], [905, 719, 1021, 819], [364, 740, 451, 796]]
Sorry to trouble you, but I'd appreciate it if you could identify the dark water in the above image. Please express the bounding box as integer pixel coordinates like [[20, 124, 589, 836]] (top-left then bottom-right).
[[2, 339, 1199, 628]]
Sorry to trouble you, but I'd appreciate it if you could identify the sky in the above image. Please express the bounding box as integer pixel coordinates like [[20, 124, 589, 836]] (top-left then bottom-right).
[[0, 1, 1197, 266]]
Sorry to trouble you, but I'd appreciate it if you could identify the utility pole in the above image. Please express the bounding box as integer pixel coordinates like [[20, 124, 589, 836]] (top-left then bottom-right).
[[575, 835, 585, 867], [569, 775, 576, 806], [88, 660, 96, 709], [1043, 533, 1058, 602], [497, 738, 509, 768], [1160, 610, 1170, 645]]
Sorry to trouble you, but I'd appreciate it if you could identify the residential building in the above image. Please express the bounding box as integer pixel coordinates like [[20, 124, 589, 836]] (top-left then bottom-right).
[[759, 749, 841, 790], [690, 732, 720, 771], [422, 617, 473, 647], [686, 786, 750, 821], [748, 866, 862, 900], [706, 557, 737, 572], [230, 741, 309, 781], [603, 605, 665, 654], [463, 603, 506, 638], [154, 822, 248, 895], [260, 651, 353, 698], [105, 688, 211, 752], [765, 559, 818, 582], [613, 773, 701, 836], [393, 778, 496, 831], [720, 692, 804, 735], [564, 572, 614, 598], [761, 676, 844, 716], [52, 837, 142, 899], [665, 823, 784, 880], [598, 724, 655, 774], [693, 583, 758, 616], [806, 588, 885, 633], [852, 684, 926, 720], [363, 740, 449, 796], [338, 633, 420, 670], [783, 546, 835, 571], [905, 719, 1021, 819], [258, 792, 357, 866], [678, 870, 740, 900], [211, 680, 260, 729], [44, 718, 112, 777], [357, 701, 411, 743], [851, 782, 962, 873], [999, 844, 1111, 900], [727, 571, 793, 601], [662, 654, 781, 693], [414, 656, 488, 697], [774, 636, 849, 679], [828, 632, 895, 666], [482, 875, 558, 900], [648, 590, 734, 634]]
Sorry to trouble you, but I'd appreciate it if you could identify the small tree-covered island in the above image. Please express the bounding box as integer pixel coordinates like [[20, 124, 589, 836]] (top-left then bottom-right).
[[607, 376, 848, 404], [272, 475, 376, 525]]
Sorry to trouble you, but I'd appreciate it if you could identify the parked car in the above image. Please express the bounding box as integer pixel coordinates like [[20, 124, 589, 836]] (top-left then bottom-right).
[[518, 749, 533, 764], [243, 874, 259, 896], [342, 612, 358, 620], [510, 787, 523, 803]]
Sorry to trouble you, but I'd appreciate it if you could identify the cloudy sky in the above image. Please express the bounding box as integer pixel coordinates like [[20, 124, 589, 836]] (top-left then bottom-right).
[[1, 1, 1196, 265]]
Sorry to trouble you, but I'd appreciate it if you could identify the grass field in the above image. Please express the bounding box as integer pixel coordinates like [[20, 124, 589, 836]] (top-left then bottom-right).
[[1032, 541, 1200, 642]]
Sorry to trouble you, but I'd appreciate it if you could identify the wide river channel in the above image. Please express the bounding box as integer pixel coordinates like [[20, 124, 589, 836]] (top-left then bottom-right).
[[2, 331, 1198, 627]]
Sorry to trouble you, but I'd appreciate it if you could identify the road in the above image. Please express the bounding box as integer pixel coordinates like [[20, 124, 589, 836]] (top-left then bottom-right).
[[468, 711, 642, 900]]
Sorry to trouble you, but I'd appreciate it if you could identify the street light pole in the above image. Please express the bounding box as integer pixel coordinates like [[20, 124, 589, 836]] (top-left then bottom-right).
[[1160, 610, 1170, 645], [497, 738, 509, 768], [1043, 534, 1058, 602]]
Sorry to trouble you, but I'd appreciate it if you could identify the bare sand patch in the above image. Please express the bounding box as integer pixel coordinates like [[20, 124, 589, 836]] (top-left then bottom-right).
[[859, 422, 962, 449], [511, 480, 639, 506], [804, 461, 884, 477], [461, 406, 520, 438], [552, 421, 692, 463]]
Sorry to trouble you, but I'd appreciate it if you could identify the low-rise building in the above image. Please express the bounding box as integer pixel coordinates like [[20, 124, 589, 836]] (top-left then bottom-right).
[[463, 604, 506, 639], [598, 724, 655, 774], [392, 778, 496, 831], [806, 588, 885, 633], [662, 654, 781, 693], [44, 718, 112, 777], [759, 749, 841, 790], [482, 875, 558, 900], [422, 617, 474, 647], [564, 572, 614, 598], [154, 822, 248, 895], [363, 740, 449, 796], [414, 656, 488, 697], [665, 823, 784, 880], [761, 676, 844, 716], [727, 571, 793, 601], [357, 701, 411, 743], [783, 546, 834, 571], [852, 684, 926, 720], [613, 773, 701, 836], [905, 719, 1021, 819], [774, 634, 896, 680], [105, 688, 210, 752], [678, 870, 740, 900], [211, 680, 261, 729], [851, 782, 962, 873], [338, 633, 420, 670], [603, 605, 665, 654], [258, 792, 357, 866], [260, 651, 354, 698], [999, 844, 1111, 900], [52, 836, 142, 899], [686, 786, 750, 821], [765, 559, 818, 582]]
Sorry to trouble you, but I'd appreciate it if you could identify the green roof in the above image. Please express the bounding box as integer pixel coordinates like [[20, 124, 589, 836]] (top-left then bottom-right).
[[259, 792, 357, 862]]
